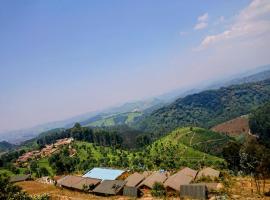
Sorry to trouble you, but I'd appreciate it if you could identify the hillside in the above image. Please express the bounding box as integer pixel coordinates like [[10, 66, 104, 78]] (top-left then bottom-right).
[[135, 79, 270, 136], [82, 111, 143, 127], [163, 127, 233, 156], [0, 141, 15, 153], [211, 116, 249, 137]]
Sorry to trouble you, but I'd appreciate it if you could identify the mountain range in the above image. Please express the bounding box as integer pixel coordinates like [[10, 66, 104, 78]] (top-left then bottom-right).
[[1, 64, 270, 144]]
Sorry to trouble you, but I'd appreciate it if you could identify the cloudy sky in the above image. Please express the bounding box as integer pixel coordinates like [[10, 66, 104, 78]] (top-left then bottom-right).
[[0, 0, 270, 132]]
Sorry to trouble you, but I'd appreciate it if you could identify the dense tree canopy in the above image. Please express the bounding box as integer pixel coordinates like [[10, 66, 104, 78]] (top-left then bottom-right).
[[249, 102, 270, 147]]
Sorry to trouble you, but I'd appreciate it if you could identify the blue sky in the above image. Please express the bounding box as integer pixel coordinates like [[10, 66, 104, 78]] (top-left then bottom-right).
[[1, 0, 270, 132]]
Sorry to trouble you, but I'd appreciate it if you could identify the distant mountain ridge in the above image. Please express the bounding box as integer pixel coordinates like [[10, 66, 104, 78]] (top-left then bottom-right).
[[1, 64, 270, 144], [135, 78, 270, 136]]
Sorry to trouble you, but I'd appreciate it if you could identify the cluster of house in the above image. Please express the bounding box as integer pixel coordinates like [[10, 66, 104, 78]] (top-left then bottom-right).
[[55, 167, 222, 199], [16, 138, 74, 165]]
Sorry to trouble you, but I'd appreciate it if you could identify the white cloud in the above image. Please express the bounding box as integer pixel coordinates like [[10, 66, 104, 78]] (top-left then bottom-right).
[[194, 22, 208, 30], [197, 0, 270, 50], [194, 13, 209, 30], [198, 13, 209, 22]]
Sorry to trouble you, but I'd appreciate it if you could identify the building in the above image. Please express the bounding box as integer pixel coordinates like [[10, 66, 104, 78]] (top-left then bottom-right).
[[138, 171, 168, 189], [180, 184, 207, 200], [57, 175, 101, 192], [123, 172, 145, 197], [83, 167, 125, 181], [10, 174, 31, 183], [197, 167, 220, 180], [93, 180, 126, 195]]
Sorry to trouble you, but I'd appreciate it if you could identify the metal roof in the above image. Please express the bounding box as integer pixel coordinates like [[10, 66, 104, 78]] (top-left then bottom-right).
[[83, 167, 125, 180]]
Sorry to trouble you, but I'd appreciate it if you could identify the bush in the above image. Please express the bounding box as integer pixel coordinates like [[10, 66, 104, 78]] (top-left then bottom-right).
[[151, 182, 166, 197]]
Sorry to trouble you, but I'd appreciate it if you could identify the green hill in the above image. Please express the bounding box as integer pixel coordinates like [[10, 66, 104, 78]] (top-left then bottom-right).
[[135, 79, 270, 137], [160, 127, 232, 156], [0, 141, 15, 153], [84, 111, 143, 127]]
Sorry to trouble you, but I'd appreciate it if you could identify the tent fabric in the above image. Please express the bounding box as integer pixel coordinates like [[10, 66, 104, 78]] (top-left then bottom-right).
[[138, 172, 167, 189], [83, 167, 125, 180], [93, 180, 126, 195], [197, 167, 220, 179], [125, 172, 145, 187]]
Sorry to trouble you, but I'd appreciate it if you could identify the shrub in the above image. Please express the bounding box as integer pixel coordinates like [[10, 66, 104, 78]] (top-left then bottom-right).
[[151, 182, 166, 197]]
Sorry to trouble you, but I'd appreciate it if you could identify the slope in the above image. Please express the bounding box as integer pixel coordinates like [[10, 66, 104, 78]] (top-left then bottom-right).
[[135, 79, 270, 136]]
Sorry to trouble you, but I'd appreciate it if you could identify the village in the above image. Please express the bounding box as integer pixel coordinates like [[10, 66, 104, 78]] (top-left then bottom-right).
[[16, 138, 74, 166], [11, 164, 224, 199]]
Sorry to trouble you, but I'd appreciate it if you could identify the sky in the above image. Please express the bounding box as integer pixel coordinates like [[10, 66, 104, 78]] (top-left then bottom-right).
[[1, 0, 270, 132]]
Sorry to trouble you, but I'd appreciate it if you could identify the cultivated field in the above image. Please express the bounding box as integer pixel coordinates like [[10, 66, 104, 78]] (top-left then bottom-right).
[[211, 116, 249, 137]]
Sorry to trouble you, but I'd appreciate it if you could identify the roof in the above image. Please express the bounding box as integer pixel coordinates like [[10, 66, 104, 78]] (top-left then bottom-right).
[[197, 167, 220, 179], [179, 167, 197, 179], [125, 172, 145, 187], [57, 175, 101, 191], [138, 172, 167, 189], [164, 172, 194, 192], [10, 174, 31, 183], [57, 175, 84, 188], [72, 177, 101, 191], [83, 168, 125, 180], [93, 180, 126, 195]]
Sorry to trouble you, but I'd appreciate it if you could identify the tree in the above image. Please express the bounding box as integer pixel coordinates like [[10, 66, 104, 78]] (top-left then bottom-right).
[[222, 142, 241, 172], [151, 182, 166, 197], [240, 139, 270, 194], [249, 102, 270, 147], [0, 174, 32, 200]]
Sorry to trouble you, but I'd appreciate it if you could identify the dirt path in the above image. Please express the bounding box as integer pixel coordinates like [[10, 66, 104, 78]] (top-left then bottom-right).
[[189, 132, 196, 146]]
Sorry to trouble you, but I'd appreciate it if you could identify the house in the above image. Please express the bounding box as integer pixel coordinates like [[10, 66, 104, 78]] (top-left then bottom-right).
[[164, 172, 194, 192], [93, 180, 126, 195], [57, 175, 84, 188], [123, 172, 145, 197], [138, 171, 168, 189], [178, 167, 198, 179], [199, 182, 223, 191], [83, 167, 125, 181], [72, 177, 101, 192], [57, 175, 101, 192], [180, 184, 208, 200], [10, 174, 31, 183], [197, 167, 220, 180]]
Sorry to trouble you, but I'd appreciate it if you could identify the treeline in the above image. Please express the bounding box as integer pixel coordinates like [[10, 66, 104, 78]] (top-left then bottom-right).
[[37, 123, 123, 147]]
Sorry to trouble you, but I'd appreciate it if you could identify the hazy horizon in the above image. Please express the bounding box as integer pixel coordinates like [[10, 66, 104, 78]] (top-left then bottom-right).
[[1, 0, 270, 132]]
